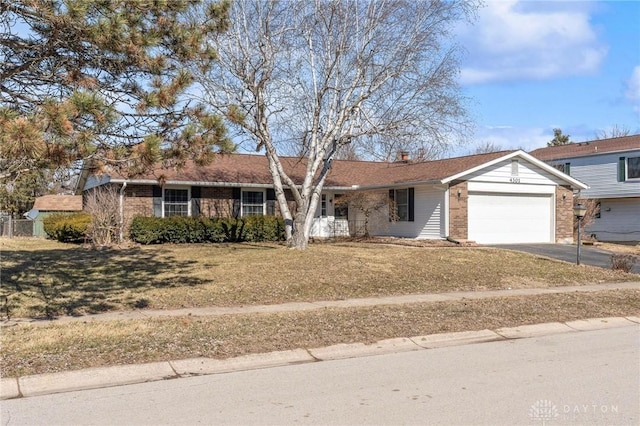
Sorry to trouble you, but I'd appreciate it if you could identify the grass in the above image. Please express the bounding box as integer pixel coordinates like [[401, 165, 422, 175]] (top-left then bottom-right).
[[2, 289, 638, 378], [1, 238, 638, 319]]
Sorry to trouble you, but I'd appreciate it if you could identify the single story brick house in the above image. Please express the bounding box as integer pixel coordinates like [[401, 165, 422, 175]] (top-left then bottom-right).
[[80, 150, 587, 244]]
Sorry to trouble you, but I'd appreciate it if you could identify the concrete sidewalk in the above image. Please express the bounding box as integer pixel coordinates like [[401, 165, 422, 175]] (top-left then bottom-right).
[[2, 315, 639, 401], [2, 281, 639, 327]]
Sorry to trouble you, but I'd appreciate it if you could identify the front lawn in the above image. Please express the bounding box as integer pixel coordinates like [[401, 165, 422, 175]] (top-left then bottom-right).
[[2, 290, 638, 378], [1, 238, 637, 319]]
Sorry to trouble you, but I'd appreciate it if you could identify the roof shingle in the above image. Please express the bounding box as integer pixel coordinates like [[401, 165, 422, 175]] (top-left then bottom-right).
[[33, 195, 83, 211], [529, 135, 640, 161], [106, 150, 516, 188]]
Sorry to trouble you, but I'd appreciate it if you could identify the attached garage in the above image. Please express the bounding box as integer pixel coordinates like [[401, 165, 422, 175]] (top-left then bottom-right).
[[468, 192, 553, 244], [443, 153, 585, 245]]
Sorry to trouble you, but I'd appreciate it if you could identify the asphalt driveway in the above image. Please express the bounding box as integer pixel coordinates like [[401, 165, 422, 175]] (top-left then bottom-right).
[[491, 244, 640, 274]]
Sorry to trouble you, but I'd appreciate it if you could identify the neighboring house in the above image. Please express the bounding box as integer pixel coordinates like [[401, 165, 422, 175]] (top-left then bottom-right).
[[80, 150, 586, 244], [28, 195, 84, 237], [530, 135, 640, 242]]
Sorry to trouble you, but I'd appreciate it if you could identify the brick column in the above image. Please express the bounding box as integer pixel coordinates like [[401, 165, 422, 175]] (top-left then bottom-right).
[[555, 185, 574, 243], [448, 181, 468, 240]]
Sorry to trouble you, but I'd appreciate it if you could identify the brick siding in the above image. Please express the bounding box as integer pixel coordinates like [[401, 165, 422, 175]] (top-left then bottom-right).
[[448, 181, 468, 240], [555, 185, 574, 243]]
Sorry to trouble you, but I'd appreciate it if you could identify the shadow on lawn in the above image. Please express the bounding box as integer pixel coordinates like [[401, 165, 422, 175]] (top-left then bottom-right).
[[1, 246, 207, 320]]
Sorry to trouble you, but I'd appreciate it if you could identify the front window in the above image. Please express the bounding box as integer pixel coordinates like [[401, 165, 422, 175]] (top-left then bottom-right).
[[393, 188, 409, 221], [321, 194, 327, 217], [242, 190, 264, 216], [628, 157, 640, 179], [164, 188, 189, 217]]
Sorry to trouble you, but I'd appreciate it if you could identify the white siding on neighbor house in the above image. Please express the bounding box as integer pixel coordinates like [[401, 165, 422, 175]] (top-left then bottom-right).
[[585, 198, 640, 242], [373, 185, 446, 239], [549, 151, 640, 199], [465, 158, 569, 186]]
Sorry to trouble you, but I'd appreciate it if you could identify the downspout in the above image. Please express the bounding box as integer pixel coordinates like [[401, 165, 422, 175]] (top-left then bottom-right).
[[119, 182, 127, 243]]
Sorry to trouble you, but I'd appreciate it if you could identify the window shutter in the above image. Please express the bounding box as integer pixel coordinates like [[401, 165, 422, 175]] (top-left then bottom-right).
[[618, 157, 626, 182], [152, 185, 162, 217], [408, 187, 415, 222], [232, 188, 241, 218], [388, 189, 395, 221], [266, 188, 276, 216], [191, 186, 201, 217], [564, 163, 570, 175]]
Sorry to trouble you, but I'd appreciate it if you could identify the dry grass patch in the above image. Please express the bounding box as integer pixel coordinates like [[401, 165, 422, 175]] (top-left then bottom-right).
[[2, 289, 639, 378], [596, 242, 640, 255], [2, 238, 638, 319]]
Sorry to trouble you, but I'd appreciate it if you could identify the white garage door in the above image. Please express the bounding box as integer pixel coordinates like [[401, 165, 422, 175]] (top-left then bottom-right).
[[468, 192, 553, 244]]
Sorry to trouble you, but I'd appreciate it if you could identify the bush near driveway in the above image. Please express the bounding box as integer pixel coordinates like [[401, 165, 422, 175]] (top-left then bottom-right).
[[610, 253, 638, 273]]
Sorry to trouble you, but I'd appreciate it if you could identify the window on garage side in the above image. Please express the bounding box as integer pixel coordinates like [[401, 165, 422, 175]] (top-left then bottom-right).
[[552, 162, 571, 175], [242, 190, 265, 216], [164, 188, 189, 217]]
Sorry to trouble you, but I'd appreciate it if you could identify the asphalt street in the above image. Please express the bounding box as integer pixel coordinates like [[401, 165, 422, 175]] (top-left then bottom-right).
[[2, 326, 638, 425], [493, 243, 640, 273]]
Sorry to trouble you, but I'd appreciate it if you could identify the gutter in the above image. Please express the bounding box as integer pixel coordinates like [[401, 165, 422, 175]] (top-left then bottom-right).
[[347, 180, 443, 191]]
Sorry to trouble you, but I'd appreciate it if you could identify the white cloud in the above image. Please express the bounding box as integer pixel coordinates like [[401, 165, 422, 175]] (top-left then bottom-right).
[[626, 65, 640, 102], [458, 0, 608, 85], [454, 125, 551, 156]]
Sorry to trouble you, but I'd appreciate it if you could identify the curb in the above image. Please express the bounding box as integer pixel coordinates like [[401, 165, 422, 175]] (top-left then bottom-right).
[[2, 316, 638, 401]]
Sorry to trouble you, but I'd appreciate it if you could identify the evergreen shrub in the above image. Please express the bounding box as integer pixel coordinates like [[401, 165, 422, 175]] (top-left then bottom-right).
[[43, 212, 91, 242], [129, 216, 284, 244]]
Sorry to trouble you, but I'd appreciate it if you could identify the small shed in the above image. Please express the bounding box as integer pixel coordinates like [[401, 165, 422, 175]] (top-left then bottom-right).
[[28, 195, 84, 237]]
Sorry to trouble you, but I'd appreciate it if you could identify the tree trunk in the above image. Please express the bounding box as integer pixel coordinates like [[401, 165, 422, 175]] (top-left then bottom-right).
[[289, 206, 310, 250]]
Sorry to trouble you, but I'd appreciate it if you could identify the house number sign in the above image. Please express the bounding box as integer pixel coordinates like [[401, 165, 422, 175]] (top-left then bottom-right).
[[509, 177, 521, 183]]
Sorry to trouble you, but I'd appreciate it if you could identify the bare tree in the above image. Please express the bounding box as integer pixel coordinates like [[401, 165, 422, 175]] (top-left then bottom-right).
[[470, 141, 503, 155], [335, 191, 389, 237], [574, 198, 599, 240], [84, 185, 121, 246], [197, 0, 476, 249], [594, 125, 631, 140]]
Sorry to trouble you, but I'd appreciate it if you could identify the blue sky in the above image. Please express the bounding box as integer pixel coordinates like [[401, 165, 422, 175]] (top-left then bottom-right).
[[454, 0, 640, 155]]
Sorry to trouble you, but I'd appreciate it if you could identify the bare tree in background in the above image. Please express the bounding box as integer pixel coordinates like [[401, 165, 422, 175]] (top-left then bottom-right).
[[197, 0, 476, 249], [470, 141, 503, 155], [594, 125, 631, 140]]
